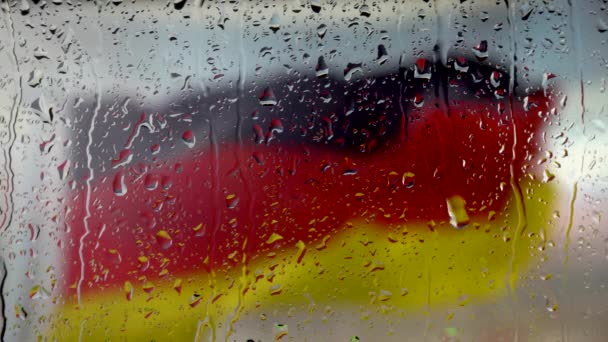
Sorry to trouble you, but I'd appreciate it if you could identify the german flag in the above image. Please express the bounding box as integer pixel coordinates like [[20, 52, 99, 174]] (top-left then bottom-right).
[[49, 58, 558, 341]]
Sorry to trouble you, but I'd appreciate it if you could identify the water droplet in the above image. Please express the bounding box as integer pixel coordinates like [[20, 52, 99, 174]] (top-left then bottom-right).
[[414, 58, 431, 80], [401, 172, 415, 188], [20, 0, 30, 15], [378, 289, 392, 301], [189, 293, 202, 307], [57, 160, 70, 180], [144, 174, 158, 191], [225, 194, 239, 209], [137, 256, 150, 272], [413, 93, 424, 107], [543, 169, 556, 182], [266, 232, 284, 244], [376, 44, 388, 65], [490, 71, 502, 88], [472, 40, 488, 61], [27, 69, 43, 88], [31, 96, 53, 123], [269, 118, 284, 134], [113, 170, 127, 196], [446, 195, 470, 229], [597, 18, 608, 32], [310, 0, 321, 13], [156, 230, 173, 249], [14, 305, 27, 320], [111, 149, 133, 168], [269, 13, 280, 33], [274, 323, 288, 339], [259, 87, 277, 106], [182, 129, 195, 148], [317, 24, 327, 38], [142, 281, 155, 294], [29, 285, 50, 300], [173, 279, 182, 294], [33, 47, 48, 59], [519, 3, 533, 20], [359, 4, 371, 17], [253, 124, 265, 144], [124, 281, 134, 301], [344, 63, 363, 81], [316, 56, 329, 78]]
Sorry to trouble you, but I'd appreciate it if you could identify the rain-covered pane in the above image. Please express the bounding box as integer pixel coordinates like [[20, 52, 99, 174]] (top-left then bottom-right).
[[0, 0, 607, 340]]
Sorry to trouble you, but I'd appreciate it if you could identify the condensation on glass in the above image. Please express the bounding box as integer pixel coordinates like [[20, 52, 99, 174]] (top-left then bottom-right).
[[0, 0, 607, 341]]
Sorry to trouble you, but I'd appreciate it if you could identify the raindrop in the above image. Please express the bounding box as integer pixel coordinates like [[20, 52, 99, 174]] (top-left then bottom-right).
[[27, 69, 43, 88], [376, 44, 388, 65], [33, 47, 49, 59], [446, 195, 470, 229], [113, 170, 127, 196], [317, 24, 327, 38], [401, 172, 415, 188], [29, 285, 50, 300], [597, 18, 608, 33], [414, 58, 431, 80], [316, 56, 329, 77], [182, 129, 195, 148], [57, 160, 70, 180], [472, 40, 488, 61], [259, 87, 277, 106], [31, 96, 53, 123], [344, 63, 363, 81], [124, 281, 134, 301], [20, 0, 30, 15], [519, 2, 533, 20], [173, 0, 186, 10], [359, 4, 371, 17], [269, 13, 280, 33], [413, 93, 424, 108], [310, 0, 321, 13], [111, 149, 133, 168], [269, 118, 284, 134], [225, 194, 239, 209], [144, 174, 158, 191], [156, 230, 173, 249]]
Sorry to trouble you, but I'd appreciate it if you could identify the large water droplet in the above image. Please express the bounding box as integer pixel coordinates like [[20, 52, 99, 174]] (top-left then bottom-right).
[[446, 195, 470, 229]]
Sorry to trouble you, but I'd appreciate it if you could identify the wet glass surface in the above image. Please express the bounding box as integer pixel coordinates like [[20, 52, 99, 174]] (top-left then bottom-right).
[[0, 0, 607, 341]]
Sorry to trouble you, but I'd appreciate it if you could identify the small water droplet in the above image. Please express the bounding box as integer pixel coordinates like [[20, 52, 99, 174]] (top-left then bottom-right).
[[401, 172, 415, 188], [376, 44, 388, 65], [269, 13, 280, 33], [316, 56, 329, 77], [57, 160, 70, 180], [111, 149, 133, 168], [414, 58, 431, 80], [226, 194, 239, 209], [29, 285, 50, 300], [27, 69, 43, 87], [124, 281, 134, 301], [113, 170, 127, 196], [359, 4, 371, 17], [259, 87, 277, 106], [266, 232, 284, 244], [182, 129, 195, 148], [317, 24, 327, 38], [597, 18, 608, 32], [344, 63, 363, 81], [156, 230, 173, 249], [472, 40, 488, 61]]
